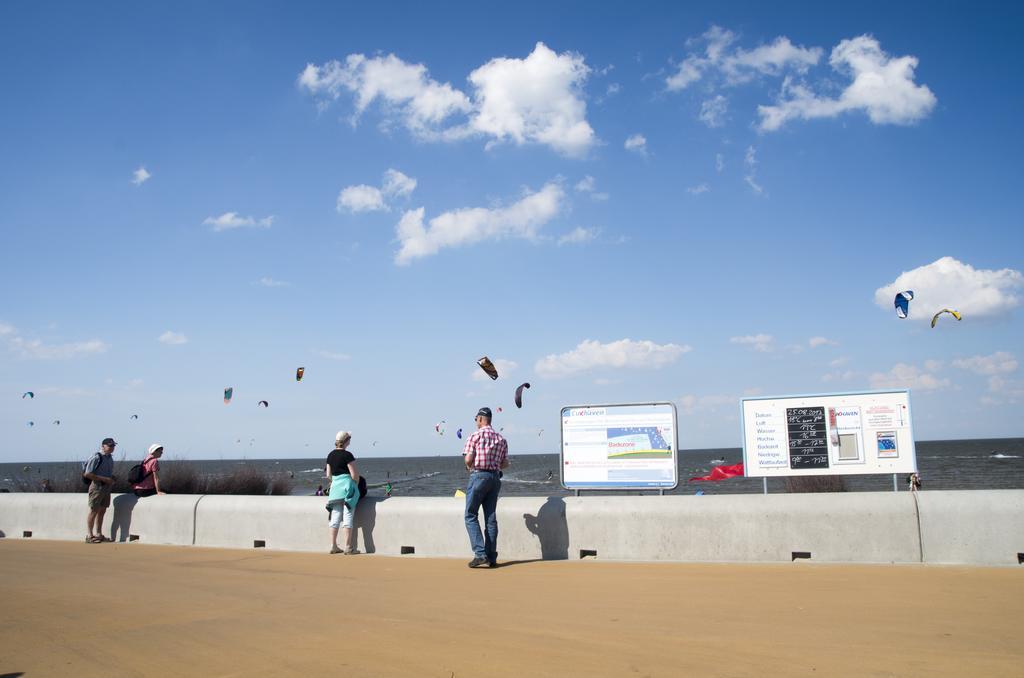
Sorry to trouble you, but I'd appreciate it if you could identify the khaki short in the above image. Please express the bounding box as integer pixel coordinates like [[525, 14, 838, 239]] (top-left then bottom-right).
[[88, 481, 112, 510]]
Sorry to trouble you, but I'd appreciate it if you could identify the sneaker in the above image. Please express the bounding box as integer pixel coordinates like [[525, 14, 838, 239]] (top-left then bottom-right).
[[330, 545, 343, 554], [467, 557, 488, 568], [344, 548, 360, 555]]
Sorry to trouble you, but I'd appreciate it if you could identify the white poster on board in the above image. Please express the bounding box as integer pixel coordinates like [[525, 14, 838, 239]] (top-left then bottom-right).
[[560, 403, 678, 490], [741, 390, 916, 477]]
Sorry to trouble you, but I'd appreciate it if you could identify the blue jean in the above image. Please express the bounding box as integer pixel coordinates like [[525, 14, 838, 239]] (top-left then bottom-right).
[[464, 471, 501, 561]]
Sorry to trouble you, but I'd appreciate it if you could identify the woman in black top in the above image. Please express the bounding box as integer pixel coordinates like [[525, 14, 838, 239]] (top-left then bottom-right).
[[325, 431, 361, 554]]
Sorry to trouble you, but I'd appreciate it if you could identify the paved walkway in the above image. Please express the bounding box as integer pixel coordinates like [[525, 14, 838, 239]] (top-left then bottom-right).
[[1, 540, 1021, 677]]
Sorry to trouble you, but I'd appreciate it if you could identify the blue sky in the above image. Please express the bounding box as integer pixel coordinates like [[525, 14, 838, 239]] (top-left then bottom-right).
[[2, 1, 1022, 462]]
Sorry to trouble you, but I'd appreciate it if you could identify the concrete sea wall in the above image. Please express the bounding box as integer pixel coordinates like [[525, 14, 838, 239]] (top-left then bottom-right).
[[1, 490, 1021, 566]]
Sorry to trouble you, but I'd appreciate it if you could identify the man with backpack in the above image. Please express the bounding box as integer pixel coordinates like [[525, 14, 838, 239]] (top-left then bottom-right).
[[82, 438, 117, 543], [130, 444, 166, 497]]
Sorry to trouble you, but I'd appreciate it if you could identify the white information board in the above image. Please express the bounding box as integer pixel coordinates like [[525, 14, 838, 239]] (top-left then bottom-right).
[[741, 390, 917, 478], [560, 402, 678, 490]]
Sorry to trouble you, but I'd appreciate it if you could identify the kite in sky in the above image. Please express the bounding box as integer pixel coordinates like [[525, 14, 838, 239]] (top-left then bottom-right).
[[476, 356, 498, 380], [27, 421, 34, 427], [130, 414, 139, 421], [22, 391, 34, 399], [435, 420, 446, 436], [456, 428, 463, 439], [296, 367, 305, 382], [515, 383, 531, 409], [53, 420, 60, 425], [690, 462, 745, 482], [258, 400, 269, 408], [894, 290, 914, 319], [224, 387, 233, 404], [930, 308, 962, 328]]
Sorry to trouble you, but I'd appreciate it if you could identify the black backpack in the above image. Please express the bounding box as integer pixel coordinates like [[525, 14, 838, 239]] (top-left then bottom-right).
[[358, 475, 368, 499], [127, 460, 153, 485], [81, 452, 102, 485]]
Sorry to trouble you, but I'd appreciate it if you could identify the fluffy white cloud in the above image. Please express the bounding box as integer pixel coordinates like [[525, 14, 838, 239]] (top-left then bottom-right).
[[574, 175, 608, 201], [468, 42, 595, 157], [687, 183, 710, 195], [338, 168, 418, 213], [951, 351, 1018, 376], [744, 145, 764, 195], [557, 227, 598, 245], [300, 43, 596, 156], [298, 53, 471, 134], [394, 182, 564, 265], [730, 334, 774, 352], [204, 212, 274, 231], [758, 36, 936, 131], [624, 133, 647, 155], [808, 336, 838, 348], [382, 169, 417, 198], [158, 331, 187, 345], [869, 363, 949, 391], [8, 336, 108, 360], [256, 277, 290, 288], [699, 95, 728, 127], [471, 358, 518, 382], [874, 257, 1023, 320], [337, 184, 386, 213], [667, 26, 821, 91], [535, 338, 692, 378], [131, 167, 151, 186]]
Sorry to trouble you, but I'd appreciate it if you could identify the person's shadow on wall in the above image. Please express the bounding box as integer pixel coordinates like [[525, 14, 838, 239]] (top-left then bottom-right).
[[354, 497, 379, 553], [523, 496, 568, 560], [110, 493, 139, 542]]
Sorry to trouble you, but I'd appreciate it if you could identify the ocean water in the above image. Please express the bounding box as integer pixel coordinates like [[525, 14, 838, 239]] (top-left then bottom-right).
[[2, 438, 1021, 497]]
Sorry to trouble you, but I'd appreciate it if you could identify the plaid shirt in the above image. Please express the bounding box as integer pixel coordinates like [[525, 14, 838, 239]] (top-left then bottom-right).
[[463, 425, 508, 471]]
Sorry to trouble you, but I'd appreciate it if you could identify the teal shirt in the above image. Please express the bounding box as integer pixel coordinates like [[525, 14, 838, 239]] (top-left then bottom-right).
[[326, 474, 358, 511]]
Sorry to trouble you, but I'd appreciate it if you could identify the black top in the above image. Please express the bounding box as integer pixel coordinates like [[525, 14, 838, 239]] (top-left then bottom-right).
[[326, 448, 355, 476]]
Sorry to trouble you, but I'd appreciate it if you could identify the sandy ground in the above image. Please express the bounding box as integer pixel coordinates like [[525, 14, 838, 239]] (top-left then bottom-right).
[[0, 540, 1021, 677]]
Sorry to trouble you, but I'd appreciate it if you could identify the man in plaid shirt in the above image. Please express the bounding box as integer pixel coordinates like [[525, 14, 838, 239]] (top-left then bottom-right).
[[463, 406, 509, 568]]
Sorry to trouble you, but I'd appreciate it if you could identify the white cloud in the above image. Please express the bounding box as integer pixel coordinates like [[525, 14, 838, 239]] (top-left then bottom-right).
[[822, 370, 859, 383], [677, 393, 735, 415], [605, 83, 621, 97], [624, 133, 647, 155], [338, 168, 418, 213], [687, 183, 710, 195], [574, 175, 608, 201], [869, 362, 950, 391], [382, 169, 417, 198], [951, 351, 1018, 376], [471, 358, 518, 382], [758, 36, 936, 131], [394, 181, 564, 265], [204, 212, 274, 231], [337, 184, 386, 213], [699, 95, 728, 127], [667, 25, 821, 92], [131, 167, 151, 186], [536, 338, 692, 379], [730, 334, 774, 352], [715, 153, 724, 173], [830, 356, 850, 368], [158, 331, 187, 346], [743, 145, 764, 195], [558, 227, 598, 245], [300, 43, 596, 156], [317, 350, 351, 361], [0, 323, 14, 336], [873, 257, 1023, 321], [256, 277, 290, 288], [987, 375, 1024, 400], [468, 42, 595, 157], [8, 336, 108, 360], [808, 336, 838, 348]]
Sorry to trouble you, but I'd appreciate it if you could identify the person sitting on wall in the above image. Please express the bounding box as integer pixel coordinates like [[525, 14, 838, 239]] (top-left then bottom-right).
[[132, 444, 166, 498], [908, 473, 922, 492]]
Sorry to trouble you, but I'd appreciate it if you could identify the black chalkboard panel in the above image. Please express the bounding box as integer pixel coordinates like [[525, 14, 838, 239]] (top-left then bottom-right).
[[787, 407, 830, 469]]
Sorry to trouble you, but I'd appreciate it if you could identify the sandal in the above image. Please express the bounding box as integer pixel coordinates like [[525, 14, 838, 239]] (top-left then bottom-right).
[[86, 535, 101, 543], [95, 535, 112, 543]]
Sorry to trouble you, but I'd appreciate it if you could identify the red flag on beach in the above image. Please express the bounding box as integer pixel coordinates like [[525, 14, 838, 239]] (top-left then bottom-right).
[[689, 462, 744, 482]]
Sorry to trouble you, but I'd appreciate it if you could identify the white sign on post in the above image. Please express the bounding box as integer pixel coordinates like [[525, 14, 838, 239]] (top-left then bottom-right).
[[740, 390, 916, 477], [560, 402, 678, 490]]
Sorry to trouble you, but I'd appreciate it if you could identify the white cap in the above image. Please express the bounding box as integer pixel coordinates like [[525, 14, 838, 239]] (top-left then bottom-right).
[[148, 443, 164, 455]]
